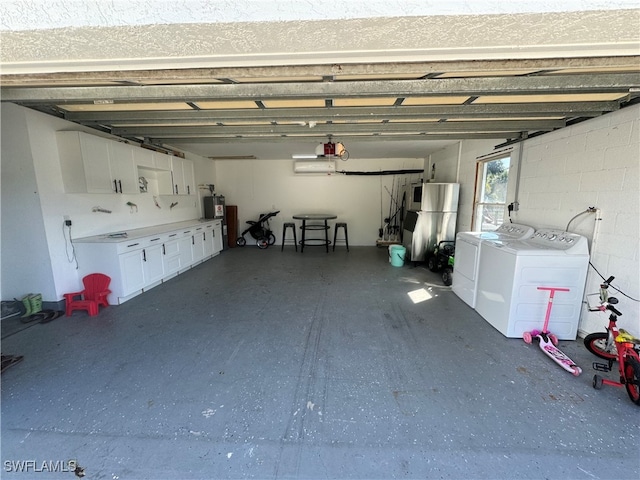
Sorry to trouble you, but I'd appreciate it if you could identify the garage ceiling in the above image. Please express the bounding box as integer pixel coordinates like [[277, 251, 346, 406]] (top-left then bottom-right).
[[1, 7, 639, 160]]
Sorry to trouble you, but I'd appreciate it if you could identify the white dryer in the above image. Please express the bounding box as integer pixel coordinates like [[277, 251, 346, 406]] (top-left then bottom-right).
[[452, 223, 535, 308], [475, 229, 589, 340]]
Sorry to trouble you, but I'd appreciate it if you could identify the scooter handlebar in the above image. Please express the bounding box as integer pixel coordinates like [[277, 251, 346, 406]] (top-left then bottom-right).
[[607, 303, 622, 316]]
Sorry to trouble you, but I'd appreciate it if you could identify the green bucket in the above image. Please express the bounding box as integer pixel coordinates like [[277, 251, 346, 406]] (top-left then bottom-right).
[[389, 245, 406, 267]]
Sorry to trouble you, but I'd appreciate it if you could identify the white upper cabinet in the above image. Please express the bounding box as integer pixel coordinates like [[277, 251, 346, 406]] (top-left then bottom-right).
[[57, 131, 137, 194], [108, 141, 139, 194], [132, 147, 155, 168], [170, 156, 195, 195], [133, 147, 172, 171], [58, 131, 111, 193], [153, 152, 172, 171], [135, 148, 173, 195], [57, 131, 194, 196]]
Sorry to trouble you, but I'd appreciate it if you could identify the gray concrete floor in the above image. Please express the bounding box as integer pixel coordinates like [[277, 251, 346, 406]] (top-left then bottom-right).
[[1, 247, 639, 480]]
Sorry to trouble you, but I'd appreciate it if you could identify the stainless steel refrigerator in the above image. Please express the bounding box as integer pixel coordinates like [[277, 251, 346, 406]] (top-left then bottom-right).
[[402, 183, 459, 262]]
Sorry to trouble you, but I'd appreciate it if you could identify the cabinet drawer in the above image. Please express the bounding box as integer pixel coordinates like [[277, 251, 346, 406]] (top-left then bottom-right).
[[116, 240, 145, 254], [145, 235, 164, 248]]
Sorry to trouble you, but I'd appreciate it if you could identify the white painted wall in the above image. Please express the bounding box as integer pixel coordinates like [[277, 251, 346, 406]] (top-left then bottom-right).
[[214, 157, 426, 247], [1, 104, 57, 300], [1, 103, 216, 302], [431, 105, 640, 337]]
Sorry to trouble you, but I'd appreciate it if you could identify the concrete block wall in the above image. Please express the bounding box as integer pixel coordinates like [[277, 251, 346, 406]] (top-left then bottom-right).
[[428, 106, 638, 337], [515, 104, 639, 337]]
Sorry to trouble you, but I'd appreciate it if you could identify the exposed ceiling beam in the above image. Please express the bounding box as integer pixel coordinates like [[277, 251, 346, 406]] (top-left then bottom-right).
[[3, 74, 638, 104], [158, 133, 520, 144], [115, 120, 563, 137], [2, 56, 638, 85], [64, 102, 617, 124]]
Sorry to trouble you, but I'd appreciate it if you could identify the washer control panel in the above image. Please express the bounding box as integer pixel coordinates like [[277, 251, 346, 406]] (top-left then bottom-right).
[[494, 223, 535, 239], [530, 229, 588, 251]]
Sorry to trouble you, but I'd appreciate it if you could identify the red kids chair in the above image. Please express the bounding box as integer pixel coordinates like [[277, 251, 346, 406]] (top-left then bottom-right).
[[64, 273, 111, 317]]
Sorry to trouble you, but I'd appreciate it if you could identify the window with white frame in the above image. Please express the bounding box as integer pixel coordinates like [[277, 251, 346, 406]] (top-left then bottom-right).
[[472, 155, 511, 231]]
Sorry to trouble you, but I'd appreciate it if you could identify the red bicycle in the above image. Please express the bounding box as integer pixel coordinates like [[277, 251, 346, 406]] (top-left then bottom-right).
[[584, 275, 640, 405]]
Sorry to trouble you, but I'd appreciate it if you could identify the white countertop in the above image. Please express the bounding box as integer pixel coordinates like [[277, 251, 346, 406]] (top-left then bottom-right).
[[73, 219, 220, 244]]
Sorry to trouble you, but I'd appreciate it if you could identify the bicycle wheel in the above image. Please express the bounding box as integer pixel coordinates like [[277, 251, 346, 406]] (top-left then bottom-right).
[[623, 356, 640, 405], [584, 332, 617, 361]]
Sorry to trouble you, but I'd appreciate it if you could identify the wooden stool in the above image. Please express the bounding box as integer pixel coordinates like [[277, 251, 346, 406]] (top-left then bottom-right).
[[333, 222, 349, 251], [281, 222, 298, 251]]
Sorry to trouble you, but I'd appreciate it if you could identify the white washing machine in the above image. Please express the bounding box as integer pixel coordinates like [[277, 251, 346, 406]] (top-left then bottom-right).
[[452, 223, 535, 308], [475, 229, 589, 340]]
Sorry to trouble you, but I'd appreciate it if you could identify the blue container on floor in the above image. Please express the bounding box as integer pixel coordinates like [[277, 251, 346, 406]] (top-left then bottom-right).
[[389, 245, 406, 267]]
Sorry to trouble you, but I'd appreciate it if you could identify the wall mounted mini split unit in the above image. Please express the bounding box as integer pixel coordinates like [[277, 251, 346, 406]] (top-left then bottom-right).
[[293, 159, 336, 174]]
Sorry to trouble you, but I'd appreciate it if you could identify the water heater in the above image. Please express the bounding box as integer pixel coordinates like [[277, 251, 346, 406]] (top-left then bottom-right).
[[204, 195, 225, 219]]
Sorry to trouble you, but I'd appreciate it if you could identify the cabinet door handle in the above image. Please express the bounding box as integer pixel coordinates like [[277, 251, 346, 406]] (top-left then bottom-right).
[[187, 185, 190, 195], [162, 244, 166, 255], [203, 232, 206, 241], [113, 179, 118, 193], [143, 249, 147, 262], [118, 180, 122, 193], [127, 243, 140, 248], [150, 237, 160, 242], [175, 184, 178, 194], [192, 236, 195, 245]]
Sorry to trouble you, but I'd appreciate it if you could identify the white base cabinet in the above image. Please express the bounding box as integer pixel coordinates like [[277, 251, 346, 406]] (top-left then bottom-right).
[[213, 220, 223, 254], [162, 234, 181, 278], [73, 220, 223, 304], [142, 241, 164, 286], [119, 248, 146, 295]]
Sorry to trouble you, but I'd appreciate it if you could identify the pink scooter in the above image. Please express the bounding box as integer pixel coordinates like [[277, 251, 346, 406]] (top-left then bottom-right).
[[523, 287, 582, 376]]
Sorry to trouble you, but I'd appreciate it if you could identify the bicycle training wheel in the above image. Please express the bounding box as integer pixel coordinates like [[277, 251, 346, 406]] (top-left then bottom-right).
[[623, 357, 640, 405], [584, 332, 617, 361], [592, 374, 603, 389]]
